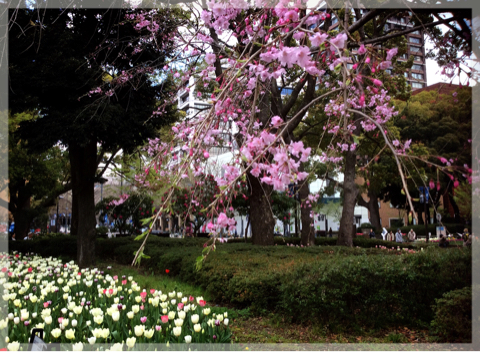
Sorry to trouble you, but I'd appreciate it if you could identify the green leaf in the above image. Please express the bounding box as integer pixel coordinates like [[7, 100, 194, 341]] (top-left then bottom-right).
[[134, 233, 146, 241]]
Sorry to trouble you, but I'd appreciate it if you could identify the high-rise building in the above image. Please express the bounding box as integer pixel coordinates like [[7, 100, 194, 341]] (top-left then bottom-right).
[[319, 8, 427, 90]]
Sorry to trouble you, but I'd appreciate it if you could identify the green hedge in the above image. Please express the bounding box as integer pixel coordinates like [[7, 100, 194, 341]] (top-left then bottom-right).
[[9, 237, 471, 331], [430, 286, 472, 342]]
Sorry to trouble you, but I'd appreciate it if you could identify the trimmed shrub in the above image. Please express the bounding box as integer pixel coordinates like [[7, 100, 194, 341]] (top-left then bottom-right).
[[430, 286, 472, 342], [9, 236, 471, 332]]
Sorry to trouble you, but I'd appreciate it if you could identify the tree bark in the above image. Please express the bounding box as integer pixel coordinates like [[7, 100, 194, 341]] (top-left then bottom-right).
[[10, 186, 32, 240], [337, 150, 358, 247], [299, 178, 314, 246], [69, 140, 98, 268], [248, 173, 275, 246], [357, 188, 382, 237]]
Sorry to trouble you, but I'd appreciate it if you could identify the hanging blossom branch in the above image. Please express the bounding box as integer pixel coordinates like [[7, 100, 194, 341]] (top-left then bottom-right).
[[124, 0, 474, 265], [125, 2, 417, 264]]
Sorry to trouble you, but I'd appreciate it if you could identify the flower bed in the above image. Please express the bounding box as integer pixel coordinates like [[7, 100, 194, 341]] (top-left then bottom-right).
[[1, 252, 231, 350]]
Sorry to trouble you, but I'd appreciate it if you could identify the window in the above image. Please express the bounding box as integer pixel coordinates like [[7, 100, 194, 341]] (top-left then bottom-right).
[[412, 82, 424, 88], [354, 216, 362, 225], [410, 46, 421, 52], [347, 63, 353, 69], [411, 30, 421, 35], [390, 218, 404, 227], [409, 37, 421, 44], [404, 72, 409, 78], [331, 17, 338, 24], [385, 69, 392, 74], [412, 64, 423, 70], [414, 55, 422, 62], [411, 73, 424, 80]]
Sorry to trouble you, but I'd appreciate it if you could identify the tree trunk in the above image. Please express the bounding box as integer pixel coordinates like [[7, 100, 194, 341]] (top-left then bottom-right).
[[70, 140, 98, 268], [248, 173, 275, 246], [10, 187, 35, 241], [337, 150, 358, 247], [12, 210, 32, 240], [299, 170, 314, 246], [358, 188, 382, 237], [244, 215, 250, 242]]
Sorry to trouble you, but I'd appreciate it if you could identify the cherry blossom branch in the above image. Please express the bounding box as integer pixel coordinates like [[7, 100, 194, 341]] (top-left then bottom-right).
[[348, 108, 418, 223]]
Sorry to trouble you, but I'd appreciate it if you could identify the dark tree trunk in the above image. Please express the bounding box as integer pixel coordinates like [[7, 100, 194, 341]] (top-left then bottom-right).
[[358, 188, 382, 237], [247, 173, 275, 246], [10, 185, 33, 240], [299, 168, 314, 246], [448, 190, 461, 222], [69, 140, 98, 268], [337, 150, 358, 247]]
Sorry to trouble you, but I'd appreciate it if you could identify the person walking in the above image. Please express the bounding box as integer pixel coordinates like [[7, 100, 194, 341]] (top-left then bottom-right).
[[407, 229, 416, 242], [386, 231, 394, 242], [395, 229, 403, 243], [381, 227, 388, 240], [369, 228, 375, 239], [328, 227, 333, 238]]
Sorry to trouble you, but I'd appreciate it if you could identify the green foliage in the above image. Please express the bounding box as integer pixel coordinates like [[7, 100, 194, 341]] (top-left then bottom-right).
[[169, 174, 219, 234], [386, 333, 408, 343], [271, 191, 296, 224], [95, 192, 153, 235], [453, 182, 472, 222], [430, 286, 472, 342], [96, 226, 109, 237], [8, 111, 69, 236], [10, 7, 181, 154]]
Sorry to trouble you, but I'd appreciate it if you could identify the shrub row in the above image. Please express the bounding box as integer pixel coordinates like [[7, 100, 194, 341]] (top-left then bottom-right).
[[9, 236, 471, 331]]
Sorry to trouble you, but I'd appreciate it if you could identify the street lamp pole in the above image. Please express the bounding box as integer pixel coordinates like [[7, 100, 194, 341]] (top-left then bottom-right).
[[56, 199, 59, 233], [424, 187, 429, 243], [56, 195, 64, 233]]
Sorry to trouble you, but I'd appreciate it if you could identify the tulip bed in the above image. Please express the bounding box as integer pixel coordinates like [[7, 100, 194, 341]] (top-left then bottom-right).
[[0, 252, 231, 350]]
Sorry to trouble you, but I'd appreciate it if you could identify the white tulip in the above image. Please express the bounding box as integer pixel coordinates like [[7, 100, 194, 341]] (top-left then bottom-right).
[[87, 336, 96, 345], [72, 342, 83, 351], [126, 337, 136, 348], [7, 341, 20, 351], [173, 326, 182, 337], [134, 325, 144, 337]]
